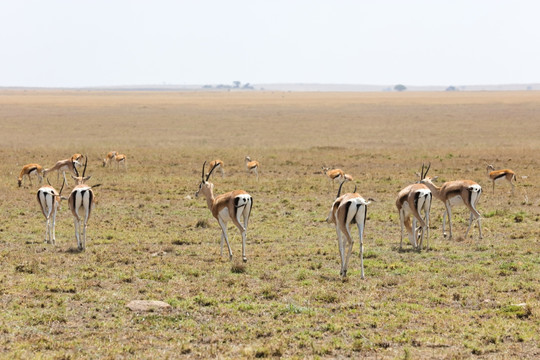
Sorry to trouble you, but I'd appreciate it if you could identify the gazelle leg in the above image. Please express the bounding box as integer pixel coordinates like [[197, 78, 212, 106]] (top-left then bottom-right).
[[52, 208, 57, 245], [357, 223, 365, 279], [464, 212, 474, 238], [218, 218, 233, 260], [399, 210, 405, 249], [342, 224, 354, 278], [74, 218, 81, 250], [444, 202, 453, 239], [412, 217, 418, 249], [336, 227, 345, 276]]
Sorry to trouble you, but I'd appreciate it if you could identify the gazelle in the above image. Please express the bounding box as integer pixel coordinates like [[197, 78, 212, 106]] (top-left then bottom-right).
[[322, 167, 345, 187], [18, 163, 44, 187], [68, 157, 99, 251], [71, 153, 83, 163], [326, 181, 371, 278], [43, 158, 81, 183], [245, 156, 260, 180], [114, 154, 127, 171], [195, 161, 253, 262], [207, 159, 225, 178], [420, 164, 482, 240], [486, 164, 516, 195], [102, 151, 118, 167], [37, 179, 66, 244], [396, 164, 432, 250]]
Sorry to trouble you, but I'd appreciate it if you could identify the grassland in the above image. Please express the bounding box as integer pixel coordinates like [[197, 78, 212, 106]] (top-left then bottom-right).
[[0, 90, 538, 359]]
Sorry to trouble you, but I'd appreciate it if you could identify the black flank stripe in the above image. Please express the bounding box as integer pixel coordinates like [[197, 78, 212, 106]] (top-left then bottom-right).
[[363, 204, 368, 227], [343, 201, 351, 224], [494, 173, 506, 180]]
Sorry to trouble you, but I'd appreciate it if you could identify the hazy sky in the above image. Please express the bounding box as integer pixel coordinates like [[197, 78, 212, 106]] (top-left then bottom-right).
[[1, 0, 539, 87]]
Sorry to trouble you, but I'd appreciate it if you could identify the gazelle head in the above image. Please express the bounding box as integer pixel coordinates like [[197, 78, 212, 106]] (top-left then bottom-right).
[[71, 156, 92, 185], [486, 164, 495, 172], [195, 161, 218, 198]]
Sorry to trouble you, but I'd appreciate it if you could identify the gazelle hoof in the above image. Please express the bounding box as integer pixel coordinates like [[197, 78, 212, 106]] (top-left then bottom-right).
[[242, 257, 247, 263]]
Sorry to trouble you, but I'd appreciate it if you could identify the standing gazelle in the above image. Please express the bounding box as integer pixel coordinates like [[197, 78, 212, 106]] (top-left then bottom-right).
[[396, 164, 432, 250], [18, 163, 44, 187], [195, 161, 253, 262], [37, 179, 66, 244], [68, 157, 99, 251], [207, 159, 225, 178], [420, 165, 482, 240], [102, 151, 118, 167], [115, 154, 127, 171], [486, 164, 516, 195], [322, 167, 345, 187], [245, 156, 260, 180], [44, 158, 81, 183], [326, 182, 371, 278]]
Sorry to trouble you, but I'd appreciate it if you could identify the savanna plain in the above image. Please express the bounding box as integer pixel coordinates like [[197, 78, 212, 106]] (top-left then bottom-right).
[[0, 90, 539, 359]]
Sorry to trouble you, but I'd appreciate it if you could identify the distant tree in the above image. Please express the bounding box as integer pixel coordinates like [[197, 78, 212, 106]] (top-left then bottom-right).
[[446, 86, 458, 91], [242, 83, 254, 90], [233, 81, 241, 88], [394, 84, 407, 92]]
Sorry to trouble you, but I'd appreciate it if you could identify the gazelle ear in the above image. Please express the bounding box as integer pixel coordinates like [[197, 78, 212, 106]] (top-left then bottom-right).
[[415, 172, 421, 178], [83, 176, 92, 181], [71, 174, 78, 180], [432, 176, 439, 181]]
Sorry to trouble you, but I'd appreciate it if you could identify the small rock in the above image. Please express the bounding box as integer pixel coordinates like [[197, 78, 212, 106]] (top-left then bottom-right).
[[126, 300, 172, 312]]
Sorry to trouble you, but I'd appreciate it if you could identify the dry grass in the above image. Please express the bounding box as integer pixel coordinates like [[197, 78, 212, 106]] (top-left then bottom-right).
[[0, 90, 539, 359]]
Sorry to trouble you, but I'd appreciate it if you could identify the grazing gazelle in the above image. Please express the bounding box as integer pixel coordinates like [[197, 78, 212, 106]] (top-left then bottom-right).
[[207, 159, 225, 178], [245, 156, 260, 180], [114, 154, 127, 171], [102, 151, 118, 167], [420, 165, 482, 240], [37, 179, 66, 244], [43, 157, 81, 183], [18, 163, 44, 187], [68, 157, 100, 251], [327, 181, 372, 278], [196, 161, 253, 262], [322, 167, 345, 187], [486, 164, 516, 195], [396, 164, 432, 250]]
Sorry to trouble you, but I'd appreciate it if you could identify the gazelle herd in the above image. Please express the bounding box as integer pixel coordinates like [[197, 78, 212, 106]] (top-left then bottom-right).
[[18, 152, 518, 278]]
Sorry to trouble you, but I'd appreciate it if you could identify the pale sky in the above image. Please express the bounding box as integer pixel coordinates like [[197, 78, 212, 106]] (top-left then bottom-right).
[[1, 0, 539, 87]]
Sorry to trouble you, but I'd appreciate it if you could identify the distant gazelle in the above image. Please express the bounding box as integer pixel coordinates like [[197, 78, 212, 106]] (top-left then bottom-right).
[[37, 179, 66, 244], [420, 165, 482, 240], [18, 163, 44, 187], [207, 159, 224, 178], [68, 157, 100, 251], [327, 182, 372, 278], [486, 164, 516, 195], [196, 161, 253, 262], [114, 154, 127, 171], [396, 164, 432, 250], [245, 156, 260, 180], [322, 167, 344, 187], [44, 157, 81, 183], [102, 151, 118, 167]]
